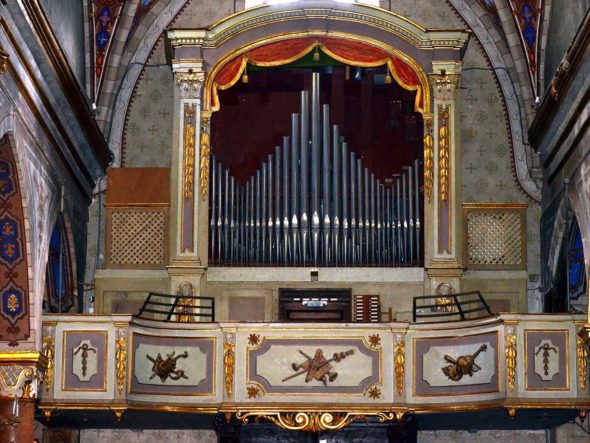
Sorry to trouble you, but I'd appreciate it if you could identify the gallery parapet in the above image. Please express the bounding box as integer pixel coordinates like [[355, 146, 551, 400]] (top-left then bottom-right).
[[39, 312, 590, 429]]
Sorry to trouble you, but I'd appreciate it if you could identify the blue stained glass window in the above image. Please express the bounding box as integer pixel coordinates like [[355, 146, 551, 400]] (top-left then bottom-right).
[[568, 220, 586, 300], [44, 216, 74, 313]]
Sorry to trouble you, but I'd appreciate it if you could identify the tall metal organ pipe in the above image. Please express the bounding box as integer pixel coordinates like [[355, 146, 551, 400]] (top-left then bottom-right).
[[208, 72, 422, 267]]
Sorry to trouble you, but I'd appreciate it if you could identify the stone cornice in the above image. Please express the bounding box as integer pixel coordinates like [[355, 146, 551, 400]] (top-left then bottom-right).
[[167, 2, 470, 51]]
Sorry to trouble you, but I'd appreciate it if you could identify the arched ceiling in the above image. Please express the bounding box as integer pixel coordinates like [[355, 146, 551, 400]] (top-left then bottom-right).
[[87, 0, 548, 201]]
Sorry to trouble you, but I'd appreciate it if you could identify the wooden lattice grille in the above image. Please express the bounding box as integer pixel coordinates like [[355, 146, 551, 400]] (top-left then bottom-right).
[[464, 206, 526, 269], [107, 209, 167, 268]]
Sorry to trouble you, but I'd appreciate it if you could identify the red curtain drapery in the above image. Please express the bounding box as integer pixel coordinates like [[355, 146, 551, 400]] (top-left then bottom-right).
[[210, 37, 425, 113]]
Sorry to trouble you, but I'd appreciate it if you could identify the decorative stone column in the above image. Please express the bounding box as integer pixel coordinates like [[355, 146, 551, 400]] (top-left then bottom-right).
[[168, 60, 208, 309], [426, 62, 463, 296], [0, 351, 47, 443]]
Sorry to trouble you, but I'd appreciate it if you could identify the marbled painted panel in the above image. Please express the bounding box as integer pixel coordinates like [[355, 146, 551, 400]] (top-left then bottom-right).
[[80, 429, 217, 442]]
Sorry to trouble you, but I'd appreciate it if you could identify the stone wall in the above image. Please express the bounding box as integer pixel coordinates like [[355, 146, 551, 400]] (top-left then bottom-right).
[[39, 0, 86, 90]]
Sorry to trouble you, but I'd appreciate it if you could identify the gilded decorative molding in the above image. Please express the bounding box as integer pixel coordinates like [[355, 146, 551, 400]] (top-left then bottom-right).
[[394, 338, 405, 397], [200, 115, 211, 199], [0, 359, 43, 400], [112, 408, 125, 422], [167, 9, 470, 51], [176, 282, 195, 323], [429, 70, 461, 102], [115, 334, 127, 395], [223, 339, 235, 397], [438, 105, 450, 204], [176, 71, 205, 100], [248, 333, 261, 347], [505, 332, 517, 392], [367, 334, 381, 349], [0, 46, 8, 74], [577, 336, 588, 391], [246, 384, 261, 398], [366, 385, 381, 399], [183, 103, 196, 200], [434, 282, 456, 313], [236, 411, 395, 432], [423, 115, 434, 202], [42, 336, 55, 392], [507, 407, 517, 420]]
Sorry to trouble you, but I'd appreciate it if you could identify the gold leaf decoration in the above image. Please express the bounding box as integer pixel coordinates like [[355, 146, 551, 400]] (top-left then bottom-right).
[[246, 385, 261, 398], [248, 333, 260, 347], [505, 333, 517, 392], [42, 335, 55, 392], [183, 103, 196, 200], [115, 336, 127, 395], [223, 340, 235, 397], [368, 334, 381, 349], [236, 411, 395, 432], [200, 116, 211, 199], [577, 336, 588, 391], [438, 105, 450, 204], [394, 340, 405, 396], [423, 117, 434, 202], [367, 385, 381, 399]]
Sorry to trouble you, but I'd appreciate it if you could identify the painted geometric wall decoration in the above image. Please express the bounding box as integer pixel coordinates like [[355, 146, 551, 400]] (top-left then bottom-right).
[[45, 215, 75, 313], [509, 0, 543, 94], [91, 0, 124, 101], [525, 330, 569, 391], [62, 331, 107, 391], [413, 332, 499, 396], [0, 136, 30, 346]]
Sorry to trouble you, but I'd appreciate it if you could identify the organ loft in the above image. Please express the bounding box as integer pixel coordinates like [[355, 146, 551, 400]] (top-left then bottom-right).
[[0, 0, 589, 442]]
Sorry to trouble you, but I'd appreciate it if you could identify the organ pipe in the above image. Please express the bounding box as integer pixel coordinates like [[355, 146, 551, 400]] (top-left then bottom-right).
[[274, 146, 281, 264], [291, 116, 299, 265], [209, 73, 422, 267]]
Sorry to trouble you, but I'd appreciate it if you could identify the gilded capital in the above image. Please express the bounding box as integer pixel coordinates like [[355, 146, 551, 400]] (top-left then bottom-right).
[[429, 71, 460, 101], [176, 71, 206, 100]]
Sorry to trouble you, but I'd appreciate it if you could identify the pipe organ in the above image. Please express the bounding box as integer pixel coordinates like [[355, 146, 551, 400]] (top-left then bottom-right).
[[209, 73, 422, 267]]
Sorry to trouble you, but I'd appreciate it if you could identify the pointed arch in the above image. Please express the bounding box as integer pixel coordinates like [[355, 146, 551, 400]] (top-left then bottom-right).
[[44, 213, 77, 313], [0, 134, 31, 345]]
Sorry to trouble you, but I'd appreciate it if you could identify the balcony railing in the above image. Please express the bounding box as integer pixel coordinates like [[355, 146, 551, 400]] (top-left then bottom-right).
[[137, 292, 215, 322], [412, 290, 492, 323]]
